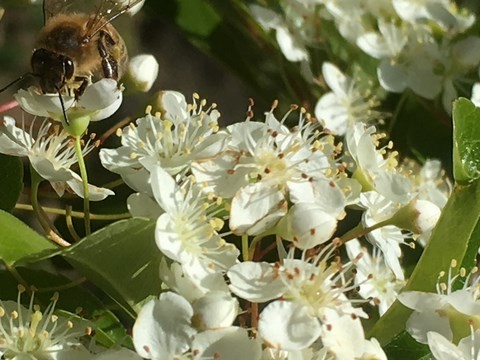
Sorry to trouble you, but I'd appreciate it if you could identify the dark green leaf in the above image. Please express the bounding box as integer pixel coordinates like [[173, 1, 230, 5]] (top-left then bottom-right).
[[0, 210, 57, 266], [60, 218, 161, 317], [384, 331, 430, 360], [0, 154, 23, 212]]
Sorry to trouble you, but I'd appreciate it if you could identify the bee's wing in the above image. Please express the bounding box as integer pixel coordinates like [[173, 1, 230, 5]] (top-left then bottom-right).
[[83, 0, 144, 41], [43, 0, 143, 24], [43, 0, 75, 24]]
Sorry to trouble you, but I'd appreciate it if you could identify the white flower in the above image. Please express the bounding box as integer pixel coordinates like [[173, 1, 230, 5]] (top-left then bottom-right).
[[93, 348, 143, 360], [126, 54, 159, 92], [191, 327, 262, 360], [0, 116, 113, 201], [258, 300, 323, 351], [319, 309, 367, 360], [250, 5, 309, 62], [195, 104, 336, 236], [392, 0, 475, 32], [0, 290, 92, 360], [133, 292, 260, 360], [126, 192, 164, 218], [360, 191, 408, 280], [191, 291, 239, 331], [133, 292, 196, 360], [410, 199, 441, 234], [118, 0, 145, 16], [159, 259, 230, 303], [472, 83, 480, 108], [151, 167, 239, 286], [346, 123, 413, 204], [427, 330, 480, 360], [398, 262, 480, 344], [314, 62, 380, 136], [321, 0, 369, 42], [356, 19, 443, 100], [346, 239, 405, 315], [229, 181, 288, 236], [356, 20, 408, 62], [414, 159, 451, 209], [276, 177, 347, 249], [100, 91, 227, 194], [15, 79, 123, 125], [228, 243, 367, 351], [361, 338, 388, 360]]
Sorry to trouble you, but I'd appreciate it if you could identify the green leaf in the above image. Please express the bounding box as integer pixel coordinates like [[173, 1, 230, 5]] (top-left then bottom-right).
[[452, 98, 480, 183], [0, 154, 23, 212], [90, 308, 133, 348], [177, 0, 221, 37], [0, 210, 57, 266], [384, 331, 430, 360], [60, 218, 161, 317], [368, 179, 480, 345]]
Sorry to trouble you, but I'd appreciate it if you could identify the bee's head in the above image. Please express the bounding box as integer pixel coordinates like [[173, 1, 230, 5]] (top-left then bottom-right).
[[31, 48, 74, 93]]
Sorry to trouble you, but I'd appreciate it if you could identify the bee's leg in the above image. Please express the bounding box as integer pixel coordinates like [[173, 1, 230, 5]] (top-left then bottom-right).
[[97, 30, 119, 80], [73, 77, 89, 100]]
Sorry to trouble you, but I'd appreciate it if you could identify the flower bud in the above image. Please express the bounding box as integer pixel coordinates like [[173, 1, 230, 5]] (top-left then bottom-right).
[[390, 199, 441, 234], [125, 54, 159, 93]]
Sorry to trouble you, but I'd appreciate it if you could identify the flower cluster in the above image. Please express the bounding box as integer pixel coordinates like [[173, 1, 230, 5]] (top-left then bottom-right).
[[400, 261, 480, 358], [0, 40, 452, 359], [95, 91, 449, 358], [0, 286, 141, 360], [0, 0, 468, 358], [251, 0, 480, 114]]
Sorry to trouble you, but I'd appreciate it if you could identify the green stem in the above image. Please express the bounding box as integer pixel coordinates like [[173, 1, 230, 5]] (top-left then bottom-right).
[[242, 234, 249, 261], [30, 165, 51, 234], [388, 92, 408, 135], [30, 165, 70, 247], [36, 276, 87, 293], [339, 219, 392, 244], [248, 235, 263, 260], [15, 203, 131, 220], [74, 135, 91, 235], [65, 205, 82, 242], [3, 260, 29, 290]]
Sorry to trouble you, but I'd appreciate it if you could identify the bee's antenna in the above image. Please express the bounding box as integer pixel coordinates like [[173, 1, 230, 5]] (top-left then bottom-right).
[[83, 0, 143, 42], [0, 73, 33, 93], [55, 86, 70, 126]]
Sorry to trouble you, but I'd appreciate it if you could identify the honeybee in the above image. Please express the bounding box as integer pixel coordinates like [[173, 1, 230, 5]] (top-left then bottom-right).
[[32, 0, 143, 98]]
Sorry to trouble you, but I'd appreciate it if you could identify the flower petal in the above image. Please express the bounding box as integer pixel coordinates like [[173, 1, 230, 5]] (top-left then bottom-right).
[[133, 292, 196, 359], [258, 301, 321, 351]]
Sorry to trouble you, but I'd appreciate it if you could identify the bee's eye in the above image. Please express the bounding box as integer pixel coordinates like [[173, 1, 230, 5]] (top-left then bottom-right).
[[63, 58, 74, 80]]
